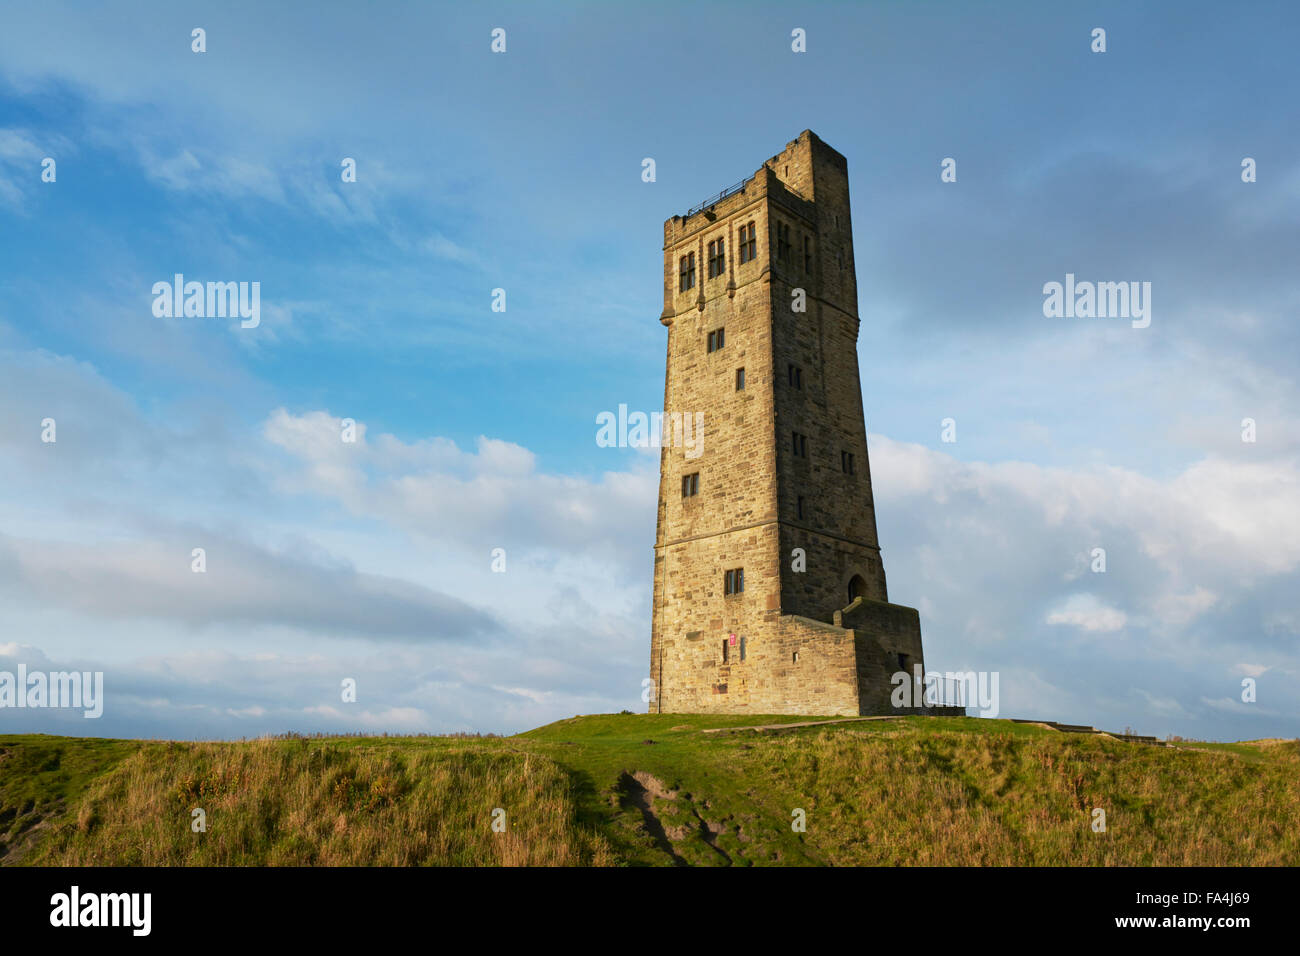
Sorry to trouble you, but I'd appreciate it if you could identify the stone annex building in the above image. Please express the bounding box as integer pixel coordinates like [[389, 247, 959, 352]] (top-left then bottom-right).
[[648, 130, 933, 717]]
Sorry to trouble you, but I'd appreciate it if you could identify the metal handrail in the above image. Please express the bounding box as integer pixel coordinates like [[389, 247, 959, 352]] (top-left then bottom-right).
[[686, 176, 754, 217], [927, 676, 967, 708]]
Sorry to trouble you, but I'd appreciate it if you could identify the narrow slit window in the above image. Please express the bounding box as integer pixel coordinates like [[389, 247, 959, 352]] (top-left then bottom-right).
[[777, 222, 791, 263]]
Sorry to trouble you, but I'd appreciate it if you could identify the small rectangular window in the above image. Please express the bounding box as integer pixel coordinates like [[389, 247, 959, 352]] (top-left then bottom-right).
[[842, 451, 855, 475], [739, 636, 746, 661], [736, 367, 745, 390], [722, 640, 729, 663], [792, 432, 807, 458], [679, 253, 695, 291], [787, 364, 802, 389], [725, 567, 745, 595], [681, 472, 699, 497], [707, 328, 725, 353], [804, 236, 812, 274], [797, 496, 805, 519]]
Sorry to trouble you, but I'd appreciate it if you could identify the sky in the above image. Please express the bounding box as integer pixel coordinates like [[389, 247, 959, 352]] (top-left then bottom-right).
[[1, 0, 1297, 741]]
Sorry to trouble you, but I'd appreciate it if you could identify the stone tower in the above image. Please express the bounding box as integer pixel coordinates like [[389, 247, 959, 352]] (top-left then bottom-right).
[[648, 130, 928, 716]]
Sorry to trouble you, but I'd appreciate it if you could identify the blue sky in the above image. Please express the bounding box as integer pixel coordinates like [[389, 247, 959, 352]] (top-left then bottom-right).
[[2, 0, 1298, 740]]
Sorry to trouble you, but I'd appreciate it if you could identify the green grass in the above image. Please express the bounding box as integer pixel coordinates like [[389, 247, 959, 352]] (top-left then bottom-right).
[[4, 716, 1297, 866], [0, 735, 139, 863]]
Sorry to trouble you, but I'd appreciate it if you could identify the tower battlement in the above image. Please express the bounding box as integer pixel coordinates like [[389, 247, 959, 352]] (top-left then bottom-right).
[[648, 131, 928, 716]]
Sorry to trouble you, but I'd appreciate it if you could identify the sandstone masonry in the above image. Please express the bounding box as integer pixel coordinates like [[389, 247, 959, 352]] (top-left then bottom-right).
[[648, 130, 929, 716]]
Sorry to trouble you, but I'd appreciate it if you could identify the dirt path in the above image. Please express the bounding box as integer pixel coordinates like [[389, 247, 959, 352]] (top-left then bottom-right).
[[701, 715, 902, 734]]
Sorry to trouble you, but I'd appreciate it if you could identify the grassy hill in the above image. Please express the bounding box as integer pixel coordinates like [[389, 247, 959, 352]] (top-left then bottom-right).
[[3, 714, 1297, 866]]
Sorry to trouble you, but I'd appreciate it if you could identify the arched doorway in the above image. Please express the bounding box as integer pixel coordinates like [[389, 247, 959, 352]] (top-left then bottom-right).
[[847, 574, 868, 604]]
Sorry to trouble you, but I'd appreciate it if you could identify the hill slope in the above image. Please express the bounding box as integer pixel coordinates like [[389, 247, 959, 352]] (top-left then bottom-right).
[[3, 714, 1297, 866]]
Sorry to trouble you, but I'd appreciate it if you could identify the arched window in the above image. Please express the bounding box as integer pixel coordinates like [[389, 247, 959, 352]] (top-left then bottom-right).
[[847, 574, 868, 604], [738, 222, 757, 263]]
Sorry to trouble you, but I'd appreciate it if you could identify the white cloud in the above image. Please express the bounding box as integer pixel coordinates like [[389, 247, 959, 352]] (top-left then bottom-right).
[[135, 144, 285, 203], [0, 127, 72, 212], [1130, 687, 1190, 718], [2, 346, 1297, 740], [1046, 594, 1128, 633], [868, 435, 1300, 736], [263, 408, 657, 566], [422, 233, 480, 267], [0, 530, 497, 643]]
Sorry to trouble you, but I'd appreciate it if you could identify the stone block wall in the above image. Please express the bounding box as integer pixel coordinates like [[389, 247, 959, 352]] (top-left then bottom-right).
[[650, 131, 930, 718]]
